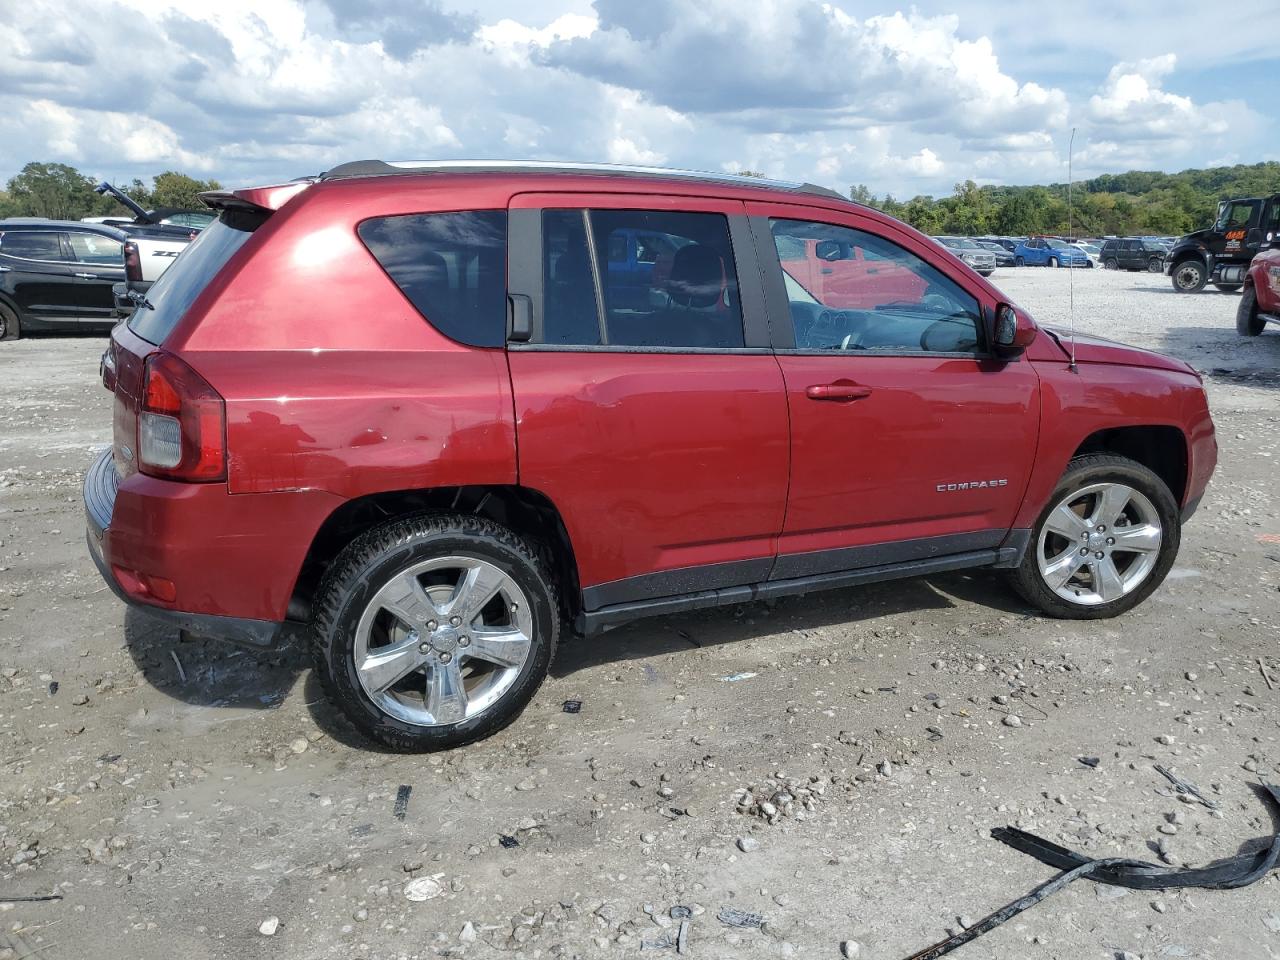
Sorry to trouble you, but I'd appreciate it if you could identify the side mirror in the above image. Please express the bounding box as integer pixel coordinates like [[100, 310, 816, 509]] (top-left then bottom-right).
[[815, 240, 850, 261], [993, 304, 1037, 357], [1246, 227, 1264, 248]]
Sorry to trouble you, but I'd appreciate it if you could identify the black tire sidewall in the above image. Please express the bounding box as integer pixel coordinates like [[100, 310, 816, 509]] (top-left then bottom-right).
[[1012, 455, 1181, 620], [317, 520, 557, 751], [0, 302, 18, 341], [1104, 259, 1117, 270], [1237, 285, 1264, 336]]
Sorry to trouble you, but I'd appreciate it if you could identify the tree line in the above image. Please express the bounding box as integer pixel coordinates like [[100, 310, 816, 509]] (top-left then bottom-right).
[[850, 161, 1280, 238], [0, 162, 221, 220]]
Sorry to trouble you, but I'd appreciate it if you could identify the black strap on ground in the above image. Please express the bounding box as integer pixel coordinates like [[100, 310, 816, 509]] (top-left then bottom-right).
[[901, 783, 1280, 960]]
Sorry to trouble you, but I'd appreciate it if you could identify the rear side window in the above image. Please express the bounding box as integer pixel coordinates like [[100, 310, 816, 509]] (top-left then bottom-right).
[[67, 232, 123, 265], [0, 231, 65, 261], [359, 211, 507, 348], [538, 209, 744, 350], [129, 213, 260, 344]]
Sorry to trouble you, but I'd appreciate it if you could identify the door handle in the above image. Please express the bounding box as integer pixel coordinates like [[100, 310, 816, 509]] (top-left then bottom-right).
[[806, 382, 872, 402], [75, 272, 97, 279]]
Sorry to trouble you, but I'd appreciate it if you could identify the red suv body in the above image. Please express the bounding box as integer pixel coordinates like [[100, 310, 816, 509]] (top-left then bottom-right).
[[1238, 243, 1280, 337], [85, 161, 1217, 750]]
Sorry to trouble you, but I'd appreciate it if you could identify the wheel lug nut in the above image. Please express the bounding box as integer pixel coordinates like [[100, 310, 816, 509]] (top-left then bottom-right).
[[1094, 552, 1104, 559], [450, 616, 462, 627], [439, 652, 452, 664], [1097, 524, 1106, 533], [458, 635, 470, 647], [426, 620, 437, 631], [418, 642, 430, 653], [1106, 537, 1115, 545], [1079, 547, 1089, 556]]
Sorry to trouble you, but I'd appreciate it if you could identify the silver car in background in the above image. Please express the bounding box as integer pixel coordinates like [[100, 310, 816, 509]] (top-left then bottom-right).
[[933, 235, 997, 276]]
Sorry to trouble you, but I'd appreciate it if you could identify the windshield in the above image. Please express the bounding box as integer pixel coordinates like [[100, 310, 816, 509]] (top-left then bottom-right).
[[1046, 239, 1073, 250], [127, 211, 261, 344]]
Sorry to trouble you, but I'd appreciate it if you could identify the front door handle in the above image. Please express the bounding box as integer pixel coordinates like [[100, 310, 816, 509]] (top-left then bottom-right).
[[75, 272, 97, 279], [806, 381, 872, 402]]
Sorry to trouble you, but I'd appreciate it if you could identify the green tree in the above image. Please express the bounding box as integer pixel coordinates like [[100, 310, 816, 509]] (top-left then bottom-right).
[[5, 162, 98, 220], [149, 171, 221, 210]]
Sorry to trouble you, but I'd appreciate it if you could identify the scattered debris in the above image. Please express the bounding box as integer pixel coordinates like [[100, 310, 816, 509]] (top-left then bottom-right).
[[736, 836, 759, 852], [169, 650, 187, 683], [669, 905, 692, 920], [404, 874, 446, 901], [1260, 658, 1275, 691], [719, 672, 758, 683], [499, 834, 520, 849], [718, 907, 764, 929], [393, 784, 412, 821], [562, 699, 582, 714], [258, 916, 280, 936], [1002, 714, 1022, 728], [47, 681, 58, 696], [0, 894, 63, 904], [677, 918, 690, 953], [926, 726, 944, 742], [1079, 757, 1101, 769], [1154, 764, 1219, 810], [899, 784, 1280, 960], [642, 933, 675, 951]]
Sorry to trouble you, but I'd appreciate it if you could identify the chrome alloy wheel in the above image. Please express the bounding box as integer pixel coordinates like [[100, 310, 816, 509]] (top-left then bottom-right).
[[353, 556, 533, 726], [1036, 482, 1163, 606], [1174, 263, 1204, 290]]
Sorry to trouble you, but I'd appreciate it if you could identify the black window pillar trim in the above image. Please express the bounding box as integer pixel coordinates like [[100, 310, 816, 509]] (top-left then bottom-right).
[[747, 215, 796, 350], [506, 207, 543, 342]]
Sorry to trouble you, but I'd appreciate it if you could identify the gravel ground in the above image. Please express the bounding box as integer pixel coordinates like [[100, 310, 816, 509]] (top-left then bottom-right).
[[1, 267, 1278, 960]]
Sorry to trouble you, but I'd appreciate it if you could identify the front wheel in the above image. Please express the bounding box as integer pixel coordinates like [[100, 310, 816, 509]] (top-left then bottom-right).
[[1171, 260, 1207, 293], [1048, 256, 1059, 268], [1237, 285, 1265, 336], [0, 302, 20, 341], [1147, 257, 1164, 273], [1015, 256, 1025, 267], [1009, 454, 1180, 619], [312, 514, 558, 751]]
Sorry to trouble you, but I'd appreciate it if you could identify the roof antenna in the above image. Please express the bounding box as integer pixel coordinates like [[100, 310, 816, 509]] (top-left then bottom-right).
[[1067, 126, 1078, 373]]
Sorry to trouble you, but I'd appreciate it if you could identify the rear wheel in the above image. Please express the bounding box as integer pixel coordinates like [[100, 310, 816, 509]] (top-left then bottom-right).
[[0, 302, 20, 341], [1147, 257, 1163, 273], [1237, 285, 1265, 336], [1171, 260, 1207, 293], [1010, 454, 1179, 619], [1213, 282, 1242, 293], [1103, 258, 1118, 270], [313, 514, 558, 751]]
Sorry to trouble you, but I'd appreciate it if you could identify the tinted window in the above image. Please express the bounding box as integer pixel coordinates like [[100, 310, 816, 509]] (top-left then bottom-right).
[[359, 211, 507, 348], [543, 210, 602, 346], [770, 218, 982, 354], [0, 231, 65, 261], [539, 209, 745, 350], [129, 213, 260, 344], [67, 232, 123, 265]]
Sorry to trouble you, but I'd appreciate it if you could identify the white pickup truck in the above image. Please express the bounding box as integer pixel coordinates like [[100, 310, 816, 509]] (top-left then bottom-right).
[[92, 181, 196, 312]]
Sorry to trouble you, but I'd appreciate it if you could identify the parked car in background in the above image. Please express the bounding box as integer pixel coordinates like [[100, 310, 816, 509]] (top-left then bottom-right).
[[93, 182, 198, 284], [1237, 235, 1280, 338], [975, 240, 1017, 267], [85, 159, 1216, 750], [1073, 242, 1101, 267], [1099, 238, 1166, 273], [980, 236, 1021, 253], [933, 236, 997, 276], [0, 219, 126, 338], [1014, 237, 1092, 268]]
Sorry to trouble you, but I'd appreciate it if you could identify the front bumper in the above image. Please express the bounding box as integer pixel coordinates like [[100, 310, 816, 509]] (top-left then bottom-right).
[[83, 447, 283, 646]]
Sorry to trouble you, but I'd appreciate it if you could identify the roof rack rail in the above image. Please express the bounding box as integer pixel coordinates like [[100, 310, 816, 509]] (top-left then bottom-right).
[[316, 159, 849, 203]]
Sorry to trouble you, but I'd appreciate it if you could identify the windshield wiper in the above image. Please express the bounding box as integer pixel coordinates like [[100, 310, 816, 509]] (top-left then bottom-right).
[[125, 289, 154, 311]]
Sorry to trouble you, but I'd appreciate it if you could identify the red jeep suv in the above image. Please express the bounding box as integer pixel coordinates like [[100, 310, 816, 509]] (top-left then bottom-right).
[[84, 160, 1217, 750]]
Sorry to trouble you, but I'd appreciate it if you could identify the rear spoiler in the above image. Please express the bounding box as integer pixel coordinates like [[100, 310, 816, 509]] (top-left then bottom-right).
[[199, 181, 312, 214]]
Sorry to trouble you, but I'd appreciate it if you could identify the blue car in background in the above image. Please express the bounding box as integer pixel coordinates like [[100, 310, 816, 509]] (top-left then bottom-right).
[[1013, 237, 1092, 268]]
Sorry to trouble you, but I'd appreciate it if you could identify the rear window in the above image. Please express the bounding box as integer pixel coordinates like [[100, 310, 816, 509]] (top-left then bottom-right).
[[358, 211, 507, 348], [0, 231, 65, 261], [128, 213, 260, 344]]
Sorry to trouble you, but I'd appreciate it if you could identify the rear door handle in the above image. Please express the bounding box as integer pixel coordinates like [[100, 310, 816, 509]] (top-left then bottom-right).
[[75, 272, 97, 279], [806, 382, 872, 402]]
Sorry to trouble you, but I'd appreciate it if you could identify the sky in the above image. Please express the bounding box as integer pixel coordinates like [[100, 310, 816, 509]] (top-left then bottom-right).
[[1, 0, 1276, 198]]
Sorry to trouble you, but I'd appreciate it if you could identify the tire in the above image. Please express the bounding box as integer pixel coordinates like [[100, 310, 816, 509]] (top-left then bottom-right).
[[1009, 454, 1180, 620], [1213, 283, 1242, 293], [312, 513, 559, 751], [1048, 256, 1059, 268], [0, 302, 20, 341], [1103, 258, 1118, 270], [1015, 256, 1025, 267], [1147, 257, 1163, 273], [1237, 285, 1265, 336], [1171, 260, 1207, 293]]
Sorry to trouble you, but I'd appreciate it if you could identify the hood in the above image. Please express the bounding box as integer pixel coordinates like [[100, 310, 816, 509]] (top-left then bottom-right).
[[1171, 228, 1210, 252], [1044, 328, 1197, 375]]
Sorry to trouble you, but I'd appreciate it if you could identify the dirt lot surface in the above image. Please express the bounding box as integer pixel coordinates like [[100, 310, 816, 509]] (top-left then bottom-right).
[[1, 268, 1278, 960]]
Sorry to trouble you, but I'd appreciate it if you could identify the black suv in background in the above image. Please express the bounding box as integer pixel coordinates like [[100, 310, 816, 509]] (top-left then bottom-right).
[[1100, 238, 1167, 273], [0, 220, 126, 339]]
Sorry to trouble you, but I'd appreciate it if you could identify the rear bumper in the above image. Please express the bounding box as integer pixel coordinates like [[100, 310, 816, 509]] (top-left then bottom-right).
[[83, 446, 293, 647]]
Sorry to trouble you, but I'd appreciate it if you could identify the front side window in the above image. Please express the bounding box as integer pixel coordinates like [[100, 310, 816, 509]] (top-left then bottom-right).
[[770, 218, 982, 354], [359, 210, 507, 348], [0, 231, 65, 261], [1219, 201, 1257, 230], [67, 232, 123, 265], [539, 209, 745, 350]]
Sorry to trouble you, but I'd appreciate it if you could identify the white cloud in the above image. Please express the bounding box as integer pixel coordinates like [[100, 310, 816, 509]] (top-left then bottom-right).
[[0, 0, 1272, 198]]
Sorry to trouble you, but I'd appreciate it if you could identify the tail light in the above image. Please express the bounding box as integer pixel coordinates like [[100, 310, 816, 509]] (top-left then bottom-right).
[[138, 352, 226, 482], [123, 241, 142, 283]]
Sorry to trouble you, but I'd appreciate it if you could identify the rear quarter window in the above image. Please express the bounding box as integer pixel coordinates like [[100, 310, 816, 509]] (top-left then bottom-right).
[[358, 211, 507, 348]]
